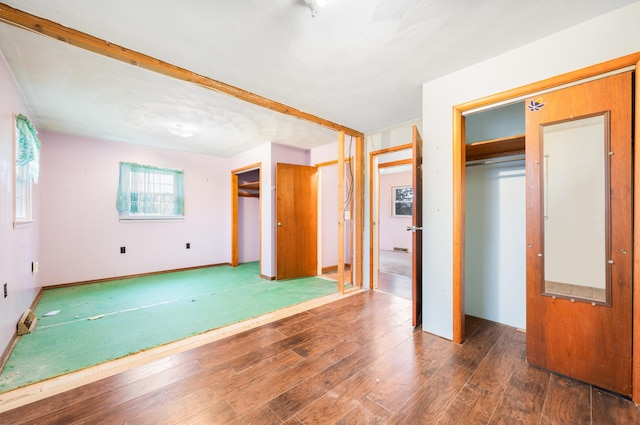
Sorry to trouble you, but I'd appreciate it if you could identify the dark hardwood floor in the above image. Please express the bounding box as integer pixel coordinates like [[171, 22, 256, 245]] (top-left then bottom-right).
[[1, 291, 638, 424], [378, 271, 411, 299]]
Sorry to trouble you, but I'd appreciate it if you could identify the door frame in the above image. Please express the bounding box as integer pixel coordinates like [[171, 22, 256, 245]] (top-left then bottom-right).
[[451, 52, 640, 402], [373, 157, 412, 289], [368, 130, 423, 327]]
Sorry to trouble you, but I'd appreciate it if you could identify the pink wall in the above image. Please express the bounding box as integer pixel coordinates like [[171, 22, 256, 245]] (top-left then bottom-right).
[[0, 53, 41, 355], [311, 141, 354, 269], [40, 132, 230, 285], [318, 163, 352, 268], [379, 171, 412, 252]]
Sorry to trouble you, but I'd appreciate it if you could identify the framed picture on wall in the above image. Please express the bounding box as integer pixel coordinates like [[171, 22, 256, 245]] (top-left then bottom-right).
[[392, 186, 413, 216]]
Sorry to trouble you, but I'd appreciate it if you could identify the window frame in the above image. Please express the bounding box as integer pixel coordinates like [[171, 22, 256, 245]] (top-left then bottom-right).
[[392, 185, 413, 217], [14, 114, 38, 226], [14, 159, 32, 223], [116, 162, 185, 221]]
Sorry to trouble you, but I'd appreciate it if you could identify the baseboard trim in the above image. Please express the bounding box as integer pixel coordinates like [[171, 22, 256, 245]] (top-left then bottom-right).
[[44, 263, 232, 289], [321, 264, 352, 274], [260, 274, 275, 281], [0, 334, 17, 375], [0, 288, 43, 374]]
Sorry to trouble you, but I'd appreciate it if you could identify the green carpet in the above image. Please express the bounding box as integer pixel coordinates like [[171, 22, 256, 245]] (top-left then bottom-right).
[[0, 262, 337, 393]]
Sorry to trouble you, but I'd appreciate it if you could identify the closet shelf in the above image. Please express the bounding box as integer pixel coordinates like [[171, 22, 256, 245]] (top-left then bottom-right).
[[238, 181, 260, 191], [465, 134, 525, 162]]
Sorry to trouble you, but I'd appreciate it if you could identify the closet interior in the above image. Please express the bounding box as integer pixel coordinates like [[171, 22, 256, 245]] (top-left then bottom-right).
[[464, 101, 527, 329]]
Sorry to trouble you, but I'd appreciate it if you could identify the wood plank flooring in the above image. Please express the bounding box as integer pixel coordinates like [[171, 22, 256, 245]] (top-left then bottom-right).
[[377, 271, 411, 299], [1, 291, 638, 424]]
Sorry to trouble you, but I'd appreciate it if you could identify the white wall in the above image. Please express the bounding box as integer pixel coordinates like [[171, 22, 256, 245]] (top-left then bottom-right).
[[465, 161, 526, 329], [422, 1, 640, 339], [0, 52, 42, 356], [465, 102, 525, 143], [40, 132, 230, 285]]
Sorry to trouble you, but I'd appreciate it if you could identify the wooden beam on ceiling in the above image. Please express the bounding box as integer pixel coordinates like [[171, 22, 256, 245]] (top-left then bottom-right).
[[0, 3, 364, 138]]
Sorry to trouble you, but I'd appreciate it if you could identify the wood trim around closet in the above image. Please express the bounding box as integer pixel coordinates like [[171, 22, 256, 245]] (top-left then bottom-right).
[[354, 136, 365, 288], [452, 51, 640, 403], [230, 163, 261, 270], [633, 58, 640, 403]]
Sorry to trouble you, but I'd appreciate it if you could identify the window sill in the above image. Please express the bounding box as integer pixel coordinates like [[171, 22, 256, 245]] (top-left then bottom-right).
[[119, 217, 185, 223], [13, 219, 36, 228]]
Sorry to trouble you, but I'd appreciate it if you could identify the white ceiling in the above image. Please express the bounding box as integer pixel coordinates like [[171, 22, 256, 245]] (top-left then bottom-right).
[[0, 0, 636, 157]]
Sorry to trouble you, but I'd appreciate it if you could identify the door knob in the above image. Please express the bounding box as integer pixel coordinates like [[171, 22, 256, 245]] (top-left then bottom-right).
[[277, 222, 283, 227], [406, 226, 423, 232]]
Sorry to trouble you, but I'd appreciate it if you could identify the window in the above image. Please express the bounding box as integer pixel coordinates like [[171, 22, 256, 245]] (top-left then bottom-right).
[[116, 162, 185, 220], [15, 162, 31, 221], [15, 114, 41, 223], [392, 186, 413, 216]]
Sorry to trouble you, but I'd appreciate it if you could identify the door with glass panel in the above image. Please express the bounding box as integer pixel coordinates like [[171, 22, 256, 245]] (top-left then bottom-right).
[[525, 71, 633, 396]]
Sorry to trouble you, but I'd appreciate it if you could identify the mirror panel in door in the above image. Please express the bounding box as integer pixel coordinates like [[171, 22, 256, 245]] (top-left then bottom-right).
[[542, 114, 609, 304]]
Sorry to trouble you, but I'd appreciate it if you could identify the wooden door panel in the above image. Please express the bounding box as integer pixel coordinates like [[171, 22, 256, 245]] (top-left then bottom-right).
[[276, 163, 318, 280], [526, 72, 632, 395], [412, 126, 423, 327]]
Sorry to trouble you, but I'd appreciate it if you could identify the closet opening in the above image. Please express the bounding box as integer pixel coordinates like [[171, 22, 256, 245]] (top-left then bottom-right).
[[231, 164, 261, 273], [463, 102, 526, 331]]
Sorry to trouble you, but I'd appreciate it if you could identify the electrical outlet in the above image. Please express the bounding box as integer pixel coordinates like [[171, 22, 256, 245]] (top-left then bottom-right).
[[186, 243, 191, 249], [120, 246, 126, 254], [3, 283, 7, 299]]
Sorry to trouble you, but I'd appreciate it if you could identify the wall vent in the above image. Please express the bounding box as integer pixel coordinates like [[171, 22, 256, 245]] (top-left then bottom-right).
[[17, 309, 37, 335]]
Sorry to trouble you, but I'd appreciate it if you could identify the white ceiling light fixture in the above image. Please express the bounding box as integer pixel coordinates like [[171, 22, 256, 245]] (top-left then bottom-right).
[[304, 0, 327, 17]]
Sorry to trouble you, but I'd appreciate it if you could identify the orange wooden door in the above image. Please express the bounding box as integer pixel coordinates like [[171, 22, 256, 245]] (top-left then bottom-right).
[[275, 163, 318, 280], [411, 126, 423, 327], [525, 72, 633, 395]]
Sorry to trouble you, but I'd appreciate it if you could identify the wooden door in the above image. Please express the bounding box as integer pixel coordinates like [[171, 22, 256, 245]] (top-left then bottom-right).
[[525, 72, 633, 395], [411, 126, 423, 327], [276, 163, 318, 280]]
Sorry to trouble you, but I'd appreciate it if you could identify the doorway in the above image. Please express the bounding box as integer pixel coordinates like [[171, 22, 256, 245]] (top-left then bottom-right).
[[369, 125, 423, 326], [377, 160, 413, 299], [231, 163, 261, 271], [370, 145, 411, 294]]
